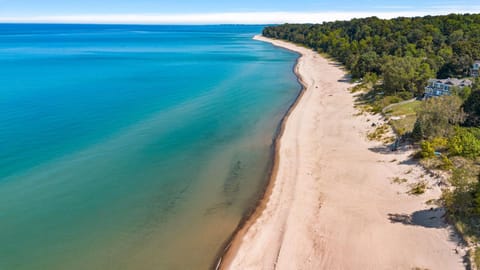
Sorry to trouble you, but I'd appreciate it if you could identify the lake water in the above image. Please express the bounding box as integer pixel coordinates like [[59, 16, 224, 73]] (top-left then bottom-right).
[[0, 24, 300, 269]]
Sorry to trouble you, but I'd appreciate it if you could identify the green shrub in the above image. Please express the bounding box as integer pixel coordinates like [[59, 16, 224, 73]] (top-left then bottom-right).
[[419, 141, 435, 159], [475, 182, 480, 215], [440, 155, 454, 170], [448, 128, 480, 158], [411, 120, 424, 141], [475, 247, 480, 269], [397, 91, 414, 100], [363, 72, 378, 85], [431, 137, 448, 150], [392, 177, 408, 184]]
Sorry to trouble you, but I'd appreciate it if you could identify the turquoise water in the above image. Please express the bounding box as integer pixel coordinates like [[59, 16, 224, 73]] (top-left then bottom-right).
[[0, 24, 300, 269]]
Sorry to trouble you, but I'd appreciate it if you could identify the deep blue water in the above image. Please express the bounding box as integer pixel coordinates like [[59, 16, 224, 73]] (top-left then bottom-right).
[[0, 24, 300, 269]]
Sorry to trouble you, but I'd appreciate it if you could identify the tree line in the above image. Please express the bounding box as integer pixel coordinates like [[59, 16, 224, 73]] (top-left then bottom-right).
[[263, 14, 480, 96]]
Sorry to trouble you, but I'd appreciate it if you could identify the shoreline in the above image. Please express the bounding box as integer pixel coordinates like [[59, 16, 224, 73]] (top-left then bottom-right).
[[217, 35, 465, 269], [214, 35, 308, 270]]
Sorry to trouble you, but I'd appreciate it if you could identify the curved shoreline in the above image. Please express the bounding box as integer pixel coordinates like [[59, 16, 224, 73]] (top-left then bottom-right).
[[216, 35, 464, 270], [214, 35, 308, 270]]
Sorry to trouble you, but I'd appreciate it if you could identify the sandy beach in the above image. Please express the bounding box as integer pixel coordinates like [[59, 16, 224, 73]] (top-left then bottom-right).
[[218, 35, 466, 270]]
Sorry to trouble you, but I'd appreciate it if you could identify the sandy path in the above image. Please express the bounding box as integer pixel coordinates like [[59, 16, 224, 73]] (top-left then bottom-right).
[[219, 35, 465, 270]]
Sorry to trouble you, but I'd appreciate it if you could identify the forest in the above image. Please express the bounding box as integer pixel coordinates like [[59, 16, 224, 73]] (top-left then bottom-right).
[[263, 14, 480, 96]]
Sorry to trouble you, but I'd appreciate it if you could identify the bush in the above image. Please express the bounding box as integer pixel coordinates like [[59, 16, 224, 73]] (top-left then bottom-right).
[[431, 137, 448, 150], [475, 182, 480, 215], [408, 181, 427, 195], [475, 247, 480, 269], [411, 120, 424, 141], [448, 128, 480, 158], [464, 90, 480, 126], [397, 91, 414, 100], [440, 155, 454, 170], [420, 141, 435, 158], [363, 72, 378, 85]]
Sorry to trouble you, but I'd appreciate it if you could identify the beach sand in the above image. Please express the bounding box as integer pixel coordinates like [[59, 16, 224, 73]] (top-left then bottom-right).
[[218, 35, 466, 270]]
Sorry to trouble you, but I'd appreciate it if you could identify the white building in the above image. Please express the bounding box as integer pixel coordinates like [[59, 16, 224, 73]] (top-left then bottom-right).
[[424, 78, 472, 97], [471, 60, 480, 77]]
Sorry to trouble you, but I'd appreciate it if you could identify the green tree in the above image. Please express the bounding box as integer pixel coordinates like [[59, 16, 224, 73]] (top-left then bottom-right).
[[448, 127, 480, 158], [463, 90, 480, 126], [382, 56, 434, 96], [415, 95, 465, 139], [411, 120, 424, 141], [351, 51, 380, 78]]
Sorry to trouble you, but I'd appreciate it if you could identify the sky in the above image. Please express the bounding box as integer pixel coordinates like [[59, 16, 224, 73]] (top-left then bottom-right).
[[0, 0, 479, 24]]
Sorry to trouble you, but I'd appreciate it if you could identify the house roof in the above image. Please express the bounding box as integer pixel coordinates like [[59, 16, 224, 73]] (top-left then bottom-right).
[[427, 78, 473, 87]]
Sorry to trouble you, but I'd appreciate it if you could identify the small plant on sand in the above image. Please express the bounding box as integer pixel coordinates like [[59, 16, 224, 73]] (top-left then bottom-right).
[[408, 181, 427, 195], [405, 169, 413, 174], [392, 177, 408, 184], [367, 124, 389, 141], [425, 199, 438, 206], [383, 136, 396, 144]]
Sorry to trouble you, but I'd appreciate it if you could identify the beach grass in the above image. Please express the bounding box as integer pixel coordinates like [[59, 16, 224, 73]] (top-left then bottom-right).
[[386, 100, 421, 116], [408, 181, 427, 195], [474, 247, 480, 269], [391, 177, 408, 184], [385, 100, 421, 135]]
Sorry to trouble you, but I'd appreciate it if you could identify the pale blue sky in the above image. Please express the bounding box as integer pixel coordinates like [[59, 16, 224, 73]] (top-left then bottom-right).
[[0, 0, 478, 24]]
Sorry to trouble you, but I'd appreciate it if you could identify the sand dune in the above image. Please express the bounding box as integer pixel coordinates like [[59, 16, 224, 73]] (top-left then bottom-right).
[[219, 35, 465, 270]]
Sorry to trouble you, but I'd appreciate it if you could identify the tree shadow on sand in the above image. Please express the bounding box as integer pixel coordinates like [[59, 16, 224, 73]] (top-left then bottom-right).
[[368, 144, 412, 155], [388, 208, 447, 229], [389, 208, 470, 266], [337, 74, 352, 83]]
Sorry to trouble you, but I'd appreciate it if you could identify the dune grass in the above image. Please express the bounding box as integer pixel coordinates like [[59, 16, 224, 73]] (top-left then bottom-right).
[[384, 100, 421, 135]]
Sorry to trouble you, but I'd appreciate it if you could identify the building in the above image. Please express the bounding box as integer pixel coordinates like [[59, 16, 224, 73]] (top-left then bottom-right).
[[424, 78, 472, 98], [472, 60, 480, 77]]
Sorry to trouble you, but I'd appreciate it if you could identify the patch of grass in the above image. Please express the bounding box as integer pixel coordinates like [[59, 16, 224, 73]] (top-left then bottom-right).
[[382, 136, 396, 144], [408, 181, 427, 195], [439, 155, 454, 170], [391, 177, 408, 184], [474, 247, 480, 269], [386, 100, 422, 135], [389, 115, 417, 136], [419, 157, 443, 171], [387, 100, 422, 116], [367, 124, 390, 141]]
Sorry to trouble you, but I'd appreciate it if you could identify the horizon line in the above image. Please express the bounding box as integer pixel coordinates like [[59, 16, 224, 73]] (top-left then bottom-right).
[[0, 10, 479, 25]]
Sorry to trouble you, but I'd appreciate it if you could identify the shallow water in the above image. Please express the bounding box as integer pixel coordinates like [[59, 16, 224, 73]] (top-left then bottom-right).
[[0, 24, 300, 269]]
